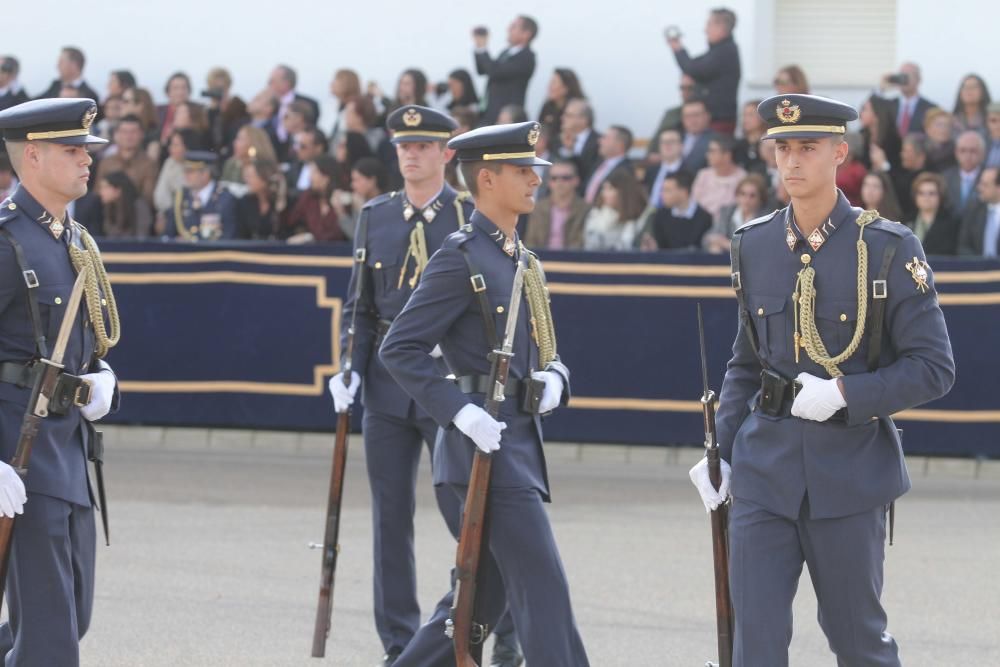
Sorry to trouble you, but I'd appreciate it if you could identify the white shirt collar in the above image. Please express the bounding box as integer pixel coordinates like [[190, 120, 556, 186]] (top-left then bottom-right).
[[573, 128, 592, 154], [671, 199, 698, 218], [506, 45, 524, 56], [0, 81, 21, 96], [279, 89, 296, 106], [196, 182, 215, 207]]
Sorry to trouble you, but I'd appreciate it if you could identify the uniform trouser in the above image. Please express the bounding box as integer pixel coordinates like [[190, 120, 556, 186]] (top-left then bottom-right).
[[0, 493, 95, 667], [394, 484, 590, 667], [729, 496, 901, 667]]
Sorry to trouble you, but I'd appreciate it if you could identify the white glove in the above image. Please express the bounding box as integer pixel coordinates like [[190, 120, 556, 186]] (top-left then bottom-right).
[[0, 463, 26, 519], [78, 368, 116, 422], [328, 371, 361, 413], [791, 372, 846, 422], [429, 345, 444, 359], [688, 457, 731, 513], [452, 403, 506, 453], [531, 370, 564, 414]]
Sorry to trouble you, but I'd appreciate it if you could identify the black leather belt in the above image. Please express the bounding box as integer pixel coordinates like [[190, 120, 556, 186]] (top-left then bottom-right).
[[455, 374, 520, 398], [0, 361, 92, 415], [757, 370, 846, 423], [375, 318, 393, 345], [454, 374, 544, 415]]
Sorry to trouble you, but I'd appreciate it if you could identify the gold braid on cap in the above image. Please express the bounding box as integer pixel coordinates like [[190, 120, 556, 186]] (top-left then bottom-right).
[[69, 224, 121, 358], [792, 210, 878, 377], [522, 248, 557, 367]]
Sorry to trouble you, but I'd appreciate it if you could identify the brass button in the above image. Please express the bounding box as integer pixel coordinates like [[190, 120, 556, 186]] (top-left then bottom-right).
[[7, 203, 15, 210], [374, 261, 382, 269], [54, 297, 62, 305], [101, 298, 108, 306], [840, 313, 847, 322], [757, 307, 764, 316], [800, 253, 811, 264], [496, 306, 504, 313]]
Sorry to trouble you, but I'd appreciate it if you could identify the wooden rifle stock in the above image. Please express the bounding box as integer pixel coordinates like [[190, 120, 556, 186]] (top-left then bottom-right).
[[704, 394, 733, 667], [311, 408, 350, 658]]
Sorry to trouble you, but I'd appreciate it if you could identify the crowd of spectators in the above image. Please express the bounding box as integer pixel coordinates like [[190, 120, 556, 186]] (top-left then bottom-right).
[[0, 9, 997, 257]]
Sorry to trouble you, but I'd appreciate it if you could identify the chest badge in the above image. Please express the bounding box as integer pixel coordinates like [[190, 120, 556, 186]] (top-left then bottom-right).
[[905, 256, 931, 293]]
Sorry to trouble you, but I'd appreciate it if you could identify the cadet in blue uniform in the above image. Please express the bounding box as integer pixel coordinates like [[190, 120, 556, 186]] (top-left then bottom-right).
[[159, 150, 238, 241], [379, 121, 590, 667], [328, 106, 519, 667], [690, 94, 955, 666], [0, 98, 122, 666]]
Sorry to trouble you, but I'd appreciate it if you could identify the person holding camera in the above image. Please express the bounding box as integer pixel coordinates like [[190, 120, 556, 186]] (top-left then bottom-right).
[[878, 62, 937, 138], [665, 8, 741, 135], [202, 67, 249, 157], [473, 16, 538, 125]]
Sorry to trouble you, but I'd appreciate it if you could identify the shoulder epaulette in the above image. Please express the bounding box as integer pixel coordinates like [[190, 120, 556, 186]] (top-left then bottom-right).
[[442, 226, 475, 249], [734, 209, 779, 234], [865, 217, 911, 238], [0, 203, 16, 226], [362, 191, 397, 210]]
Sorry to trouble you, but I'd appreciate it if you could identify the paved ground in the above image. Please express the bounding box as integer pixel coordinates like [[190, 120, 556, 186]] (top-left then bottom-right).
[[63, 427, 1000, 666]]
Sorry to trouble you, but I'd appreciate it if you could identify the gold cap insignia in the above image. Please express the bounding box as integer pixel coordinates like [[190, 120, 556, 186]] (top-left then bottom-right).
[[777, 99, 801, 125], [403, 108, 422, 127], [81, 106, 98, 131], [527, 124, 540, 147], [905, 256, 931, 293]]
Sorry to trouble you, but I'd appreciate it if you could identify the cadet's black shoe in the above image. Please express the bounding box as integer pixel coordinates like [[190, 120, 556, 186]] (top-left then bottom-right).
[[378, 648, 402, 666], [490, 632, 524, 667]]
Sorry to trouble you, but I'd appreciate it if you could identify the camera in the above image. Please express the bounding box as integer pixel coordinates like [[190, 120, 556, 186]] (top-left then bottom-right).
[[200, 87, 224, 100], [886, 73, 910, 86], [664, 25, 682, 40], [473, 26, 488, 37]]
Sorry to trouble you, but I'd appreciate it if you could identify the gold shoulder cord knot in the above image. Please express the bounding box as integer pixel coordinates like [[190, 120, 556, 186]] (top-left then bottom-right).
[[69, 226, 121, 358], [792, 209, 876, 376], [523, 250, 557, 367]]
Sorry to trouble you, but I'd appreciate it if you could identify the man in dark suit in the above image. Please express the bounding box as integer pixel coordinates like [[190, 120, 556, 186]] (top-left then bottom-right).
[[35, 47, 100, 104], [667, 8, 741, 134], [957, 167, 1000, 256], [473, 15, 538, 125], [680, 98, 714, 174], [583, 125, 634, 204], [557, 98, 600, 193], [0, 57, 29, 111], [880, 62, 937, 138], [644, 128, 685, 209], [942, 131, 986, 218], [286, 128, 328, 205], [267, 65, 320, 148]]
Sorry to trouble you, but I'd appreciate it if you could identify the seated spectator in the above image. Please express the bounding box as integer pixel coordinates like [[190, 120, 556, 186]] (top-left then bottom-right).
[[120, 86, 160, 157], [582, 169, 647, 250], [247, 89, 280, 131], [647, 74, 702, 163], [0, 152, 19, 200], [985, 102, 1000, 168], [644, 128, 684, 209], [94, 95, 123, 142], [957, 167, 1000, 257], [286, 128, 329, 202], [860, 94, 901, 171], [275, 99, 317, 162], [280, 154, 346, 243], [106, 69, 136, 101], [908, 172, 959, 255], [331, 156, 387, 240], [919, 108, 955, 172], [97, 114, 159, 205], [837, 132, 868, 206], [860, 172, 903, 221], [703, 172, 769, 253], [375, 68, 429, 126], [171, 100, 212, 154], [952, 74, 991, 138], [203, 67, 249, 157], [734, 99, 766, 172], [773, 65, 809, 94], [153, 129, 198, 213], [584, 125, 634, 205], [680, 98, 714, 173], [158, 72, 198, 145], [96, 170, 153, 238], [639, 170, 712, 250], [220, 125, 279, 189], [497, 104, 528, 125], [538, 68, 584, 140], [38, 46, 100, 104], [666, 7, 741, 134], [327, 68, 362, 145], [342, 95, 390, 162], [157, 150, 238, 241], [757, 136, 781, 195], [333, 131, 375, 190], [445, 68, 480, 118], [691, 134, 746, 221], [525, 159, 589, 250], [558, 98, 601, 189], [942, 131, 986, 217], [237, 159, 286, 240]]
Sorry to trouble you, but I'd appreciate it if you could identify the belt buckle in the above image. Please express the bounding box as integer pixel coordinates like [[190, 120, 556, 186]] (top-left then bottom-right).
[[74, 379, 93, 407]]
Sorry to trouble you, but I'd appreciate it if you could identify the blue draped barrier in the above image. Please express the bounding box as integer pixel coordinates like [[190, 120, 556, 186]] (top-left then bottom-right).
[[99, 241, 1000, 458]]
